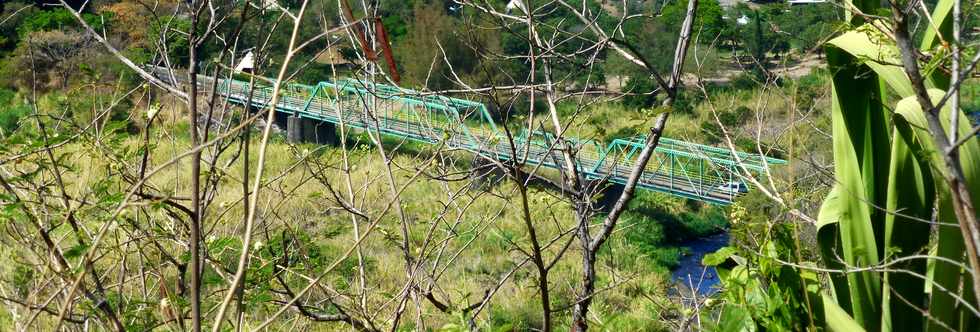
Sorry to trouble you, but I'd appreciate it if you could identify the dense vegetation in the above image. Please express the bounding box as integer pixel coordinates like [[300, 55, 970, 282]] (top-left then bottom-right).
[[0, 0, 977, 331]]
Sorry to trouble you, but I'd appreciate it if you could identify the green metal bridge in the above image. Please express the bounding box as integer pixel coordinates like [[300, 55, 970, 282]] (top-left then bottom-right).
[[149, 66, 785, 204]]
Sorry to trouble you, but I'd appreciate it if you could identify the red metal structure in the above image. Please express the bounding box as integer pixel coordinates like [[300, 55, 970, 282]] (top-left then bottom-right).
[[340, 0, 400, 83]]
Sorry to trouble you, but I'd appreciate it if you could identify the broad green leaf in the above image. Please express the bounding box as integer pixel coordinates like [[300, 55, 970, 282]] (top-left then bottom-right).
[[893, 90, 980, 331], [826, 29, 913, 98], [892, 90, 980, 205], [922, 244, 938, 293], [919, 0, 955, 89], [843, 0, 879, 25], [718, 304, 757, 332], [927, 192, 967, 332], [919, 0, 954, 51], [822, 45, 888, 330], [816, 3, 969, 329], [881, 118, 935, 331], [817, 186, 851, 308], [823, 293, 868, 332], [703, 246, 737, 266]]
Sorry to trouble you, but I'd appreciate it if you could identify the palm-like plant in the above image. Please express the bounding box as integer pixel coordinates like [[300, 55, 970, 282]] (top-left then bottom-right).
[[816, 0, 979, 330]]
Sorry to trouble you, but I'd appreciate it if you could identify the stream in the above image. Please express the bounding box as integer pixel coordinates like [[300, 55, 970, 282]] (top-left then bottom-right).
[[670, 232, 729, 296]]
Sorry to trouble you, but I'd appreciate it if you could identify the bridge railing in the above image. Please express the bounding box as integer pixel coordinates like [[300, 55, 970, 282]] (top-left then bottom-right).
[[505, 129, 608, 176], [593, 137, 786, 203], [314, 78, 503, 150]]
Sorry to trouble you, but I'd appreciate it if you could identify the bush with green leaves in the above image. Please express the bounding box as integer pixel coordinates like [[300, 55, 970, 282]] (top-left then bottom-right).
[[775, 3, 841, 54], [16, 8, 107, 36], [146, 16, 191, 66], [622, 75, 659, 109], [709, 1, 980, 331], [0, 88, 29, 135]]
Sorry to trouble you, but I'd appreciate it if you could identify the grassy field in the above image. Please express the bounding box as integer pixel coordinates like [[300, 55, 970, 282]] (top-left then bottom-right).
[[0, 91, 732, 330], [0, 65, 831, 329]]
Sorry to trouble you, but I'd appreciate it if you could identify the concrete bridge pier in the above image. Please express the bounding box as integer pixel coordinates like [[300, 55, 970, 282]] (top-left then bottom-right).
[[469, 157, 505, 191], [286, 115, 303, 142], [588, 179, 625, 212], [299, 117, 338, 145], [280, 114, 338, 145]]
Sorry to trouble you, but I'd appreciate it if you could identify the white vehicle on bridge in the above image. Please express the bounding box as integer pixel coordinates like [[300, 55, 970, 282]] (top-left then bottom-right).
[[716, 181, 749, 195]]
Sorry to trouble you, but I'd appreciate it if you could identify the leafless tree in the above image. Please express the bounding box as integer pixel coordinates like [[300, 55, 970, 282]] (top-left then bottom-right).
[[15, 0, 965, 331]]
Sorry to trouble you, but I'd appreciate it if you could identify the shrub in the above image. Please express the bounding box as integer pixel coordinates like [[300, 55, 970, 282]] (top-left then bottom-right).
[[719, 106, 752, 127], [699, 120, 722, 144], [730, 71, 762, 91], [17, 8, 107, 36], [0, 89, 29, 135], [622, 75, 658, 109]]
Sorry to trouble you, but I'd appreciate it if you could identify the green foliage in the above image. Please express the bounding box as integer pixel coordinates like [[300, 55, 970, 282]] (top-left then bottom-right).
[[729, 70, 765, 91], [395, 1, 499, 89], [819, 23, 917, 332], [698, 105, 750, 144], [775, 4, 841, 53], [724, 2, 841, 66], [9, 264, 33, 299], [0, 89, 30, 135], [0, 88, 17, 107], [962, 79, 980, 116], [17, 8, 107, 36], [379, 0, 419, 42], [1, 12, 107, 91], [719, 106, 751, 128], [703, 198, 823, 331], [708, 2, 977, 328], [617, 192, 728, 270], [660, 0, 727, 39], [617, 17, 680, 74], [605, 0, 728, 79], [0, 3, 37, 54], [793, 70, 829, 110], [699, 120, 723, 145], [707, 247, 822, 331], [711, 1, 980, 331], [745, 8, 788, 61], [147, 16, 191, 65], [891, 90, 980, 331], [488, 298, 543, 331], [671, 90, 699, 114], [622, 75, 659, 109]]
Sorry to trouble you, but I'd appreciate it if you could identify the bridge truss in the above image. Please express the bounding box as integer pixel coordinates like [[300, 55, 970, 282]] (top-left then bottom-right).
[[150, 67, 785, 204]]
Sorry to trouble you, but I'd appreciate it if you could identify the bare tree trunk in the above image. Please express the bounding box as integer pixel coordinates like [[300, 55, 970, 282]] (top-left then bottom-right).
[[235, 77, 255, 332], [518, 182, 553, 331], [571, 0, 698, 329], [188, 1, 204, 331]]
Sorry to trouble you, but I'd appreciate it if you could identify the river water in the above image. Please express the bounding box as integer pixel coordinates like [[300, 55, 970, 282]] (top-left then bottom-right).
[[671, 232, 729, 296]]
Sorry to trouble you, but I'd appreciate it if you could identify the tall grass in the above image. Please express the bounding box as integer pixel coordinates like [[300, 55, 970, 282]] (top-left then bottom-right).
[[21, 116, 695, 329]]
